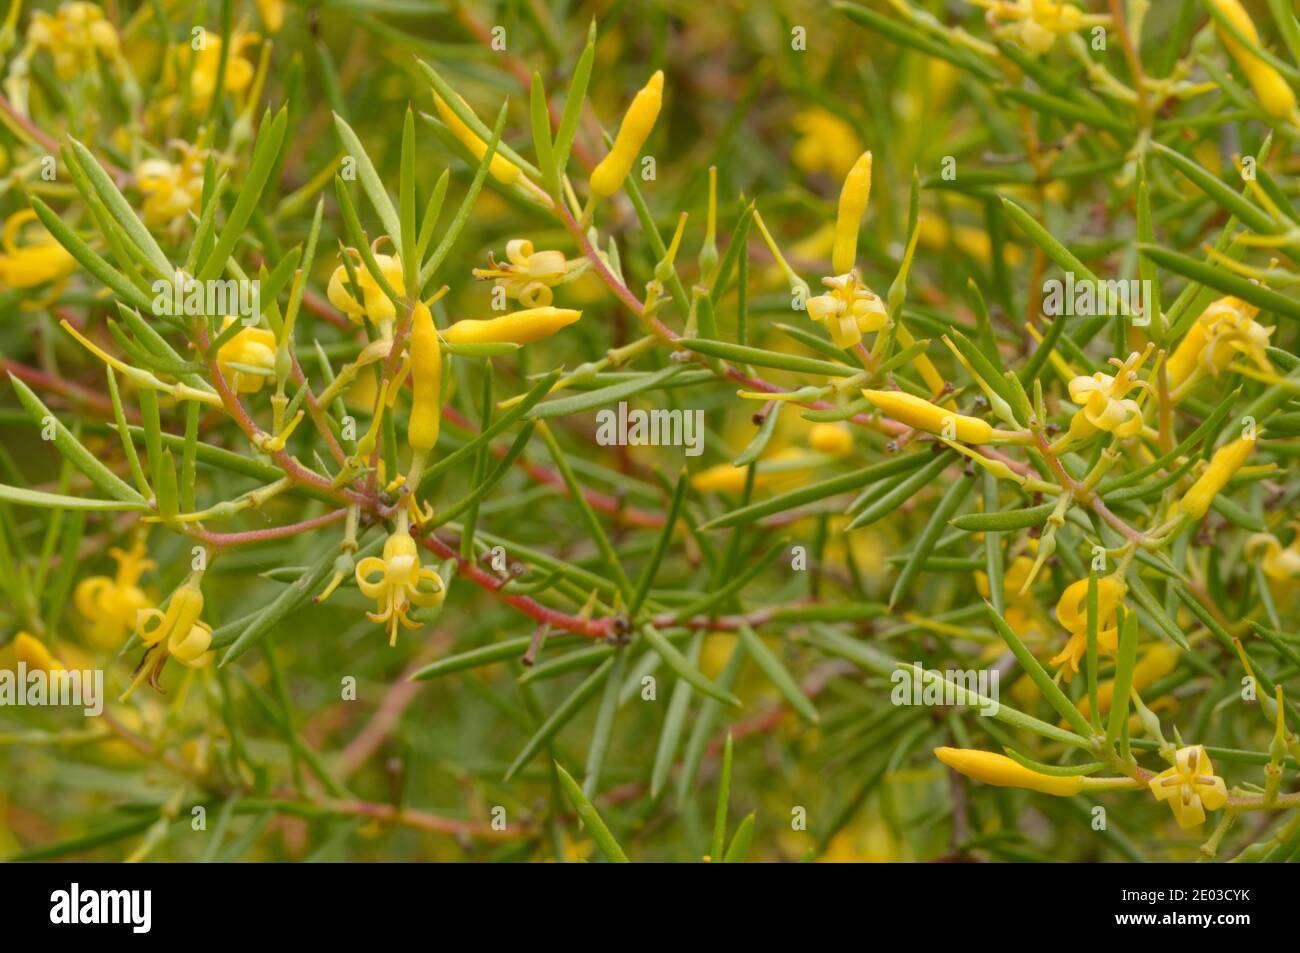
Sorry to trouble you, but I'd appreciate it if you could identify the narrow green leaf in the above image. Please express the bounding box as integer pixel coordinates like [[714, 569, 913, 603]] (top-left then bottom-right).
[[532, 365, 688, 419], [504, 659, 612, 781], [641, 623, 741, 708], [199, 108, 289, 281], [0, 484, 146, 511], [29, 197, 155, 313], [553, 20, 596, 179], [732, 402, 783, 467], [651, 632, 702, 798], [399, 106, 418, 295], [721, 813, 755, 863], [738, 624, 818, 723], [7, 375, 143, 503], [951, 501, 1056, 532], [701, 452, 928, 530], [1105, 609, 1140, 751], [555, 761, 629, 863], [986, 601, 1095, 738], [711, 731, 733, 862], [334, 111, 403, 250], [530, 72, 560, 197], [678, 338, 854, 377], [889, 474, 973, 607], [1140, 244, 1300, 322], [68, 137, 172, 278]]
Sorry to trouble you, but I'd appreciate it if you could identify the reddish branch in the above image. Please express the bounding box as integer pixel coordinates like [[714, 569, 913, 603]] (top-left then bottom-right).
[[414, 528, 616, 639]]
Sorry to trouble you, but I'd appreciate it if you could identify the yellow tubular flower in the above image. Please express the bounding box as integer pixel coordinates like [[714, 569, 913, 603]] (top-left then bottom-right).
[[216, 318, 277, 394], [1067, 349, 1150, 439], [1049, 576, 1125, 679], [1211, 0, 1297, 121], [934, 747, 1083, 796], [808, 422, 855, 457], [135, 579, 205, 651], [123, 577, 212, 699], [255, 0, 284, 33], [471, 240, 575, 307], [1148, 745, 1229, 829], [790, 108, 863, 180], [1173, 437, 1254, 522], [589, 70, 664, 199], [806, 273, 888, 349], [355, 530, 446, 645], [1246, 531, 1300, 582], [73, 539, 155, 650], [861, 389, 996, 444], [1166, 297, 1272, 397], [14, 633, 64, 673], [327, 247, 405, 331], [442, 307, 581, 345], [831, 151, 872, 275], [0, 210, 76, 302], [1077, 643, 1179, 719], [433, 93, 521, 185], [407, 302, 441, 454]]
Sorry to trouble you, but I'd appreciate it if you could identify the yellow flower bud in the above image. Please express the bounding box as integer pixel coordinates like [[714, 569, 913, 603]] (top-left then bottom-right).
[[1174, 437, 1254, 521], [832, 151, 872, 274], [589, 71, 664, 199], [407, 302, 441, 453], [809, 422, 855, 457], [790, 108, 863, 180], [255, 0, 284, 33], [934, 747, 1083, 796], [690, 449, 809, 494], [433, 93, 521, 185], [861, 389, 996, 444], [442, 307, 581, 346], [14, 633, 64, 673], [1211, 0, 1297, 121]]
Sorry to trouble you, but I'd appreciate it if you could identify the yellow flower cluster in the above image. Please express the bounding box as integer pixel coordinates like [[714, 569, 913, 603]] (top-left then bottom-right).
[[23, 2, 120, 80], [134, 142, 208, 230]]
